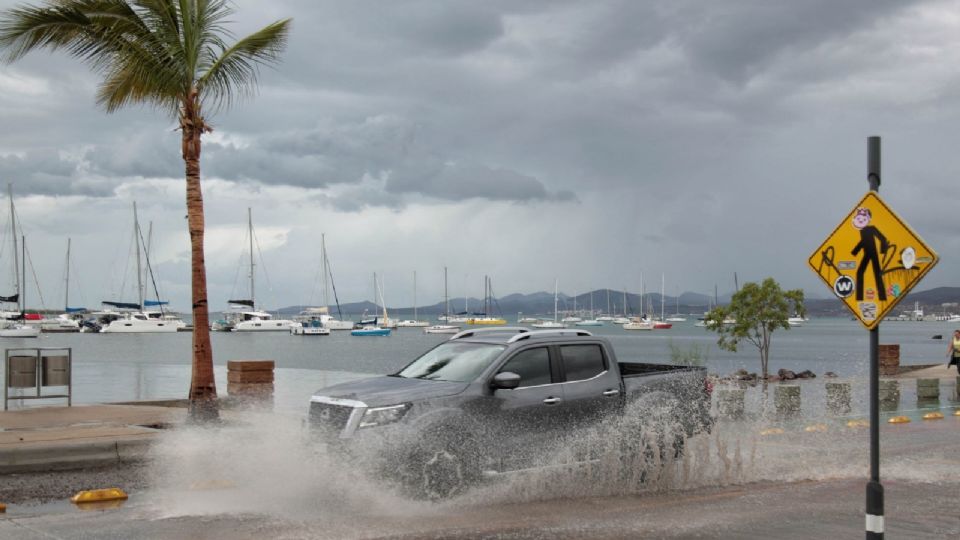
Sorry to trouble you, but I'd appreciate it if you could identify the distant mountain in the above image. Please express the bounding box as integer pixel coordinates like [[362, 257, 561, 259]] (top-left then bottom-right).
[[278, 286, 960, 319]]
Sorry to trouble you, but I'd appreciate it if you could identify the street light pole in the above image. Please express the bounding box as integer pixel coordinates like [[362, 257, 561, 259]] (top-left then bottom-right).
[[866, 136, 883, 539]]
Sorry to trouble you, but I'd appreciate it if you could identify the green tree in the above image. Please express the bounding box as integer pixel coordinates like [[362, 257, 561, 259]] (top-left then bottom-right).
[[705, 278, 805, 380], [0, 1, 291, 421]]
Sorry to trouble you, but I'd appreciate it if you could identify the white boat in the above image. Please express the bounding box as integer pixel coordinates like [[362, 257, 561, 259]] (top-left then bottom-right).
[[596, 316, 614, 322], [666, 315, 687, 322], [353, 274, 392, 337], [424, 325, 460, 334], [315, 234, 353, 329], [0, 186, 39, 338], [517, 312, 539, 324], [232, 309, 294, 332], [575, 319, 603, 327], [623, 317, 655, 331], [396, 271, 429, 328], [561, 316, 582, 323], [290, 319, 331, 336], [397, 319, 430, 327], [98, 308, 180, 333], [426, 268, 460, 334], [533, 279, 567, 329], [222, 209, 294, 332], [613, 317, 631, 324], [787, 316, 805, 327]]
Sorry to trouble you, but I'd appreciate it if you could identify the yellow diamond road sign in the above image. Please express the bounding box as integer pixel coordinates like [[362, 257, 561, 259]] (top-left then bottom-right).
[[808, 191, 938, 329]]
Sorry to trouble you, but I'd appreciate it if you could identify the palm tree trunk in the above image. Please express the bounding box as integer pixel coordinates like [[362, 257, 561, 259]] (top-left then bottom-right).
[[182, 89, 218, 422]]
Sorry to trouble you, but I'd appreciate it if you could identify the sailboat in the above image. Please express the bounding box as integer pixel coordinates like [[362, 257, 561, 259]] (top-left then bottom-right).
[[425, 267, 460, 334], [95, 205, 181, 333], [653, 274, 672, 329], [533, 279, 566, 329], [397, 271, 429, 327], [596, 289, 614, 321], [0, 208, 40, 339], [623, 274, 654, 331], [666, 285, 687, 323], [222, 208, 295, 332], [352, 273, 391, 336], [466, 276, 507, 325], [37, 238, 83, 332], [576, 290, 602, 326]]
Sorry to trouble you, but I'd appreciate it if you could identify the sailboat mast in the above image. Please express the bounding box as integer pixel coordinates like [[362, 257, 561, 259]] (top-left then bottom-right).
[[9, 184, 19, 312], [443, 266, 449, 319], [21, 235, 25, 316], [65, 238, 71, 310], [553, 279, 559, 323], [661, 273, 665, 321], [133, 202, 143, 310], [606, 289, 610, 316], [413, 271, 418, 321], [321, 233, 330, 308], [248, 208, 255, 309]]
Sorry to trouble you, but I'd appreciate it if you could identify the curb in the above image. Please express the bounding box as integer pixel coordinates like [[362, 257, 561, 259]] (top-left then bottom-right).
[[0, 437, 153, 474]]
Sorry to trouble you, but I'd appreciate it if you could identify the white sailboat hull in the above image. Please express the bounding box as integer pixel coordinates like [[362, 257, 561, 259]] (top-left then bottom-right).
[[424, 325, 460, 334], [101, 318, 178, 333], [0, 324, 40, 338], [234, 319, 295, 332]]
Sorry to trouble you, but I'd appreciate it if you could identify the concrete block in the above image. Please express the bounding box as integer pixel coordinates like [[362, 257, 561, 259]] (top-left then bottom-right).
[[878, 379, 900, 405], [227, 360, 274, 372], [916, 378, 940, 399], [227, 371, 274, 384], [716, 389, 745, 419], [826, 382, 851, 415], [774, 385, 801, 417]]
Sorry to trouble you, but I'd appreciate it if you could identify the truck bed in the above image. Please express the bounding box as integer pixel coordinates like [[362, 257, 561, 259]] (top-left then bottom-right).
[[617, 362, 701, 377]]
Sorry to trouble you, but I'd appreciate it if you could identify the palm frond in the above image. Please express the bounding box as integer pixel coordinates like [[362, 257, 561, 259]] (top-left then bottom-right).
[[198, 17, 291, 112]]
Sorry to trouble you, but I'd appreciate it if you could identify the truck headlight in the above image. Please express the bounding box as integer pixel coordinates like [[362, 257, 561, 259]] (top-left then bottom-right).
[[359, 404, 410, 428]]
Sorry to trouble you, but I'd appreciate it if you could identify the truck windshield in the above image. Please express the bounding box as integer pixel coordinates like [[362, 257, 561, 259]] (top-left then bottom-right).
[[397, 342, 506, 382]]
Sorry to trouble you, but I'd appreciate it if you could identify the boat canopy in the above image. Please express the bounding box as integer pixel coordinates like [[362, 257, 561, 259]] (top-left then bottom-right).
[[65, 307, 86, 313], [228, 299, 255, 308], [144, 300, 168, 306], [102, 301, 140, 310], [0, 293, 18, 303]]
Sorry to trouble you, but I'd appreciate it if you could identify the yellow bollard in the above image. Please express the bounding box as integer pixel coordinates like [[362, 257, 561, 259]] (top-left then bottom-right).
[[70, 488, 128, 504], [846, 419, 869, 428], [922, 412, 944, 420], [887, 416, 911, 424], [759, 427, 785, 436], [954, 410, 960, 417], [804, 423, 828, 433], [0, 502, 5, 513]]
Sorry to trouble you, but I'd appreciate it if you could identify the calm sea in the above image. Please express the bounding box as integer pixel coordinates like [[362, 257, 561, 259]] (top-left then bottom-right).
[[3, 318, 956, 412]]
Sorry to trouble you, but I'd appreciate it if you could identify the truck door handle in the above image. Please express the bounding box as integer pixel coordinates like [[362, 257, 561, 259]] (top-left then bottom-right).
[[602, 389, 620, 397], [543, 397, 561, 405]]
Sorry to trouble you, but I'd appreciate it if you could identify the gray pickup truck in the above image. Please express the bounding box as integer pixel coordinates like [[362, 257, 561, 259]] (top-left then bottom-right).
[[307, 327, 712, 498]]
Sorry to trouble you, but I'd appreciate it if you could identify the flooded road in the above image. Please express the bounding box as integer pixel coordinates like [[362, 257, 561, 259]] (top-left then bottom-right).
[[2, 408, 959, 539]]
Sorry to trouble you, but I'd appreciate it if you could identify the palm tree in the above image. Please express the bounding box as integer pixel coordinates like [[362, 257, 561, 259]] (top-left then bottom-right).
[[0, 1, 291, 421]]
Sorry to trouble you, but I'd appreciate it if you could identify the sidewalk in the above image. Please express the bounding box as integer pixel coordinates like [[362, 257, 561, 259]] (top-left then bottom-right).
[[0, 403, 187, 473]]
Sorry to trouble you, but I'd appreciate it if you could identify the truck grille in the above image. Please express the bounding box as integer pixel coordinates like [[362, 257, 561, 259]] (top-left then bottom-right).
[[308, 401, 355, 437]]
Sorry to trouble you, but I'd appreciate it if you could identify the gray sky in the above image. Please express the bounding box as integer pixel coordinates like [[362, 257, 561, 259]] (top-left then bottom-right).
[[0, 0, 957, 311]]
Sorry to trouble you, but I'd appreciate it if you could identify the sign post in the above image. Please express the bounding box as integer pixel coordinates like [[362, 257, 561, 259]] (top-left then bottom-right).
[[808, 137, 939, 539]]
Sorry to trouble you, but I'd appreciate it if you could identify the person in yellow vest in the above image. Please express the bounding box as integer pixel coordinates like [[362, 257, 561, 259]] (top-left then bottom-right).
[[948, 329, 960, 375]]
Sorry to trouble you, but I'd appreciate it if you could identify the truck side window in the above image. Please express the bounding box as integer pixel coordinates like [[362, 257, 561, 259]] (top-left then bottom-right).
[[560, 344, 606, 382], [498, 347, 552, 387]]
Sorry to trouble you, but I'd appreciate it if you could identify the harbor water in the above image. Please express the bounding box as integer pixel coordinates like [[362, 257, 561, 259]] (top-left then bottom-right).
[[2, 317, 958, 412]]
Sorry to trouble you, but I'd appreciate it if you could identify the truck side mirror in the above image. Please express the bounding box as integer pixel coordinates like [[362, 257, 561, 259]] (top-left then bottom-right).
[[492, 372, 521, 390]]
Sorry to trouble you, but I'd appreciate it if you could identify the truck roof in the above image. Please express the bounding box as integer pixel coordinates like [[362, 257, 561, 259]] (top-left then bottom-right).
[[448, 327, 602, 345]]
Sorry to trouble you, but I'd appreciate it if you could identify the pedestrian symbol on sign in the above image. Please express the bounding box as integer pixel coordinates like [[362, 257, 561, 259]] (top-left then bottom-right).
[[834, 276, 855, 298]]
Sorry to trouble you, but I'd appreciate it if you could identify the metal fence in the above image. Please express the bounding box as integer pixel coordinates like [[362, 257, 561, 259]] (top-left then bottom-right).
[[4, 348, 72, 410]]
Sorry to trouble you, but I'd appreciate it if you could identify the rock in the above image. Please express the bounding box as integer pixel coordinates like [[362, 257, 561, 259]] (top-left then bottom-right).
[[932, 334, 943, 340], [796, 370, 816, 379], [824, 371, 838, 378], [765, 375, 781, 382], [735, 368, 749, 377], [777, 369, 796, 380]]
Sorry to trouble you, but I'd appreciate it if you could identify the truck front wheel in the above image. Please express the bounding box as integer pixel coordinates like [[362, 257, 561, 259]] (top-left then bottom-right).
[[404, 433, 480, 500]]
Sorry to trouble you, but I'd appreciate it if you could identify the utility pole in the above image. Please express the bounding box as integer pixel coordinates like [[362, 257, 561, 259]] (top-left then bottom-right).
[[865, 135, 883, 540]]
